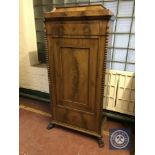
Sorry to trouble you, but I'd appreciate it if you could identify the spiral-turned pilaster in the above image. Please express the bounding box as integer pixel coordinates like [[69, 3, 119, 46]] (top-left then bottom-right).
[[101, 23, 110, 105]]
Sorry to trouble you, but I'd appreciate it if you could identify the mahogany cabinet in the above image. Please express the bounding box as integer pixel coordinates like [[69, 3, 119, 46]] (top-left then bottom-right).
[[44, 4, 113, 147]]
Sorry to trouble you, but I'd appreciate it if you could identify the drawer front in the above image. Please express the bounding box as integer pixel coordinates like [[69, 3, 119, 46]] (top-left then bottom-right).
[[46, 21, 101, 35], [56, 107, 96, 131]]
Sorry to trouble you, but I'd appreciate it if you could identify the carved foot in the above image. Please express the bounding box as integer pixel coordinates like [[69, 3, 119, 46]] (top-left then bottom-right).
[[98, 137, 104, 148], [47, 123, 55, 130]]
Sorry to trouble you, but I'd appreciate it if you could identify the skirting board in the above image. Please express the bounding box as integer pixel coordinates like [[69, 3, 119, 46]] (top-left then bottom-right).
[[19, 87, 50, 103]]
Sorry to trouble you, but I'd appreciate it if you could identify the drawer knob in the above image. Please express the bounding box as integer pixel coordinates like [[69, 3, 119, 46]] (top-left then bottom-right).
[[58, 26, 64, 35], [83, 26, 90, 34]]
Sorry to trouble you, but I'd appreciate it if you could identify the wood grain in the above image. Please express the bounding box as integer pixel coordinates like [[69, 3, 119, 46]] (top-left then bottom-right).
[[44, 4, 113, 144]]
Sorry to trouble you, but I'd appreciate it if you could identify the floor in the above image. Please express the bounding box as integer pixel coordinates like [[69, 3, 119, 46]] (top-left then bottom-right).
[[19, 97, 134, 155]]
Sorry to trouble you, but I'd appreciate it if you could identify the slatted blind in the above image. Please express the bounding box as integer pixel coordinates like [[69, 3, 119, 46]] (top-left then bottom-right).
[[103, 70, 135, 115]]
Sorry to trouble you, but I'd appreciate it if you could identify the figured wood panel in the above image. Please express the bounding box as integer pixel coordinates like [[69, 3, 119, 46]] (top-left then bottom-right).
[[56, 107, 96, 131], [46, 21, 101, 35], [61, 47, 89, 106], [53, 38, 98, 114]]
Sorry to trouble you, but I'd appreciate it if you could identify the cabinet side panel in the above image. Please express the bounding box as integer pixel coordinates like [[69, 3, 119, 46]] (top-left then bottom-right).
[[47, 36, 57, 120], [95, 20, 109, 134]]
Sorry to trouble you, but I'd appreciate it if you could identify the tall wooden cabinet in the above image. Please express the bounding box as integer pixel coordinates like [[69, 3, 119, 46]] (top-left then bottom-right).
[[44, 4, 113, 147]]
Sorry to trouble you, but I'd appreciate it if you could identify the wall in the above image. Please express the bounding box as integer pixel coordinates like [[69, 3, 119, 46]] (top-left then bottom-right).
[[19, 0, 49, 93]]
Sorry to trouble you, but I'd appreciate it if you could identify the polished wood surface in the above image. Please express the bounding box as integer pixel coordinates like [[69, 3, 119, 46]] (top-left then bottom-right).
[[44, 4, 112, 20], [44, 4, 113, 147]]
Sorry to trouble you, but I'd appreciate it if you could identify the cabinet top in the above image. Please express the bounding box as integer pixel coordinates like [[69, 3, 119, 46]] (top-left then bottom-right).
[[44, 4, 113, 21]]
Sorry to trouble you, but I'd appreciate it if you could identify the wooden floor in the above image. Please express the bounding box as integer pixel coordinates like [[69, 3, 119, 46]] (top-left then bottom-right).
[[19, 97, 134, 155]]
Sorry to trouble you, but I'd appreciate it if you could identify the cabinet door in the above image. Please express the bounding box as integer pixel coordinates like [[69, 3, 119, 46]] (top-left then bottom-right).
[[49, 37, 99, 131]]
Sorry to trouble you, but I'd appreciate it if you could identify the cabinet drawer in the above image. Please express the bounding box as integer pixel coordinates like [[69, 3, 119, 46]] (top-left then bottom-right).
[[46, 21, 101, 35]]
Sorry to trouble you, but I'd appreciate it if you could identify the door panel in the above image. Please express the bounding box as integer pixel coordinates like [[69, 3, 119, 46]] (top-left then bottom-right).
[[49, 37, 99, 131], [61, 47, 89, 106]]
